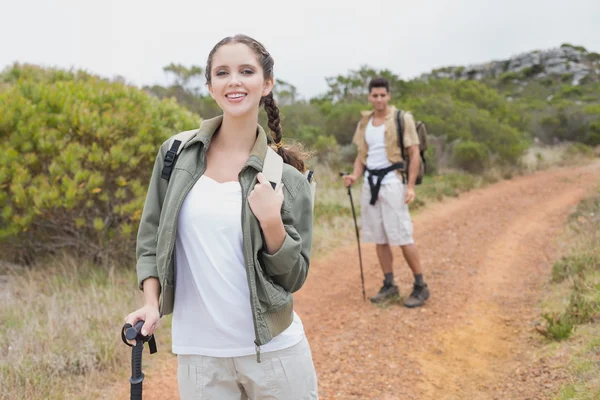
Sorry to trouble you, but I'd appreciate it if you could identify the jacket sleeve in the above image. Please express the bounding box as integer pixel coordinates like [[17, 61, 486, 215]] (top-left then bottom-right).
[[260, 177, 313, 293], [136, 145, 168, 290]]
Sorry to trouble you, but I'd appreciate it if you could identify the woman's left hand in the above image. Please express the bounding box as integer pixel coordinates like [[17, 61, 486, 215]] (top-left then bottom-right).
[[248, 172, 284, 226]]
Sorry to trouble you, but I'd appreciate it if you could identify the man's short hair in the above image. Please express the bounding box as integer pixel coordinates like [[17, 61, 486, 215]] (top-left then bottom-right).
[[368, 77, 390, 93]]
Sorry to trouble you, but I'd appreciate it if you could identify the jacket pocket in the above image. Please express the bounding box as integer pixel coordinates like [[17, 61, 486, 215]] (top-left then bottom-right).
[[254, 257, 289, 311]]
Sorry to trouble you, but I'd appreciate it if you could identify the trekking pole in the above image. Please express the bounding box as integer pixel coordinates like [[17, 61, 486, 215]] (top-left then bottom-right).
[[121, 320, 158, 400], [340, 172, 366, 302]]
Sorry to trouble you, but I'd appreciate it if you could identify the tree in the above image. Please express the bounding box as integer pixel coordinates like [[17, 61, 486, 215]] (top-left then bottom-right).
[[274, 78, 298, 106], [163, 63, 204, 95]]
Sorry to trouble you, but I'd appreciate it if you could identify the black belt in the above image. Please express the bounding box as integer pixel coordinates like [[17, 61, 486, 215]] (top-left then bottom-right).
[[366, 163, 405, 205]]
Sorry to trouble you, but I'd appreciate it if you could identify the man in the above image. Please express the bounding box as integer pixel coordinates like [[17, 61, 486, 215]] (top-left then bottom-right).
[[343, 77, 430, 307]]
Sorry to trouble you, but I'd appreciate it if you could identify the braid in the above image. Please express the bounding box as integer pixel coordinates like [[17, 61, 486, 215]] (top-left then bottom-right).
[[263, 92, 281, 144]]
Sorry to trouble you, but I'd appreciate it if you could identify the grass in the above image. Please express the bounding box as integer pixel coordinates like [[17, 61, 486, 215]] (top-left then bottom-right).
[[0, 256, 142, 400], [520, 143, 596, 173], [551, 325, 600, 399], [533, 185, 600, 398]]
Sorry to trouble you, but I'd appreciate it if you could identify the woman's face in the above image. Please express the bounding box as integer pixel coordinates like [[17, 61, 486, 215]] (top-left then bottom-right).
[[208, 42, 274, 118]]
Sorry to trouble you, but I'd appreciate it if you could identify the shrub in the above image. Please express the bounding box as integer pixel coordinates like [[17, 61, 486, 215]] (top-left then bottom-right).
[[0, 66, 201, 264], [453, 141, 489, 173]]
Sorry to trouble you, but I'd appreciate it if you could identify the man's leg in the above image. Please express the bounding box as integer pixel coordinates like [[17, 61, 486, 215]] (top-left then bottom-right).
[[361, 184, 400, 303], [401, 243, 430, 308], [376, 243, 394, 276], [370, 243, 400, 303], [379, 181, 430, 308], [401, 243, 422, 276]]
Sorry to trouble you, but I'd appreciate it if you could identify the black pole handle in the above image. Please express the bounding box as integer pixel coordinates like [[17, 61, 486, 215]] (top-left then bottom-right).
[[126, 320, 145, 341]]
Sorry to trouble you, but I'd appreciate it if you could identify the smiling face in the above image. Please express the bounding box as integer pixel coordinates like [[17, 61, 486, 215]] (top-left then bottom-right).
[[207, 42, 274, 118]]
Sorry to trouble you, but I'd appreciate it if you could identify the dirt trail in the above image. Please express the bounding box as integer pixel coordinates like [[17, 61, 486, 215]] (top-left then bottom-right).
[[114, 162, 600, 399]]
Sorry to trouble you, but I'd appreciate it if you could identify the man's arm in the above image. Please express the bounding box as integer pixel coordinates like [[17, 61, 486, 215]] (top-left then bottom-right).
[[343, 156, 366, 187], [405, 145, 420, 204], [352, 155, 366, 179]]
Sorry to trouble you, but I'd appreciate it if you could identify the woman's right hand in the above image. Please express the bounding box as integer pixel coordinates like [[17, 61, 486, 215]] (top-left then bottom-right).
[[124, 304, 160, 345]]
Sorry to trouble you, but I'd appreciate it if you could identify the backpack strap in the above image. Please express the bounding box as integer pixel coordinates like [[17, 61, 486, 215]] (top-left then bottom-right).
[[396, 110, 408, 184], [264, 147, 315, 208], [161, 129, 198, 181], [263, 147, 284, 190], [305, 169, 316, 210], [415, 121, 427, 174]]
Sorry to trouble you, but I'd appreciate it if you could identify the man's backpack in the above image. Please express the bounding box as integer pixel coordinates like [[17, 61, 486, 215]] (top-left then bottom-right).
[[160, 130, 316, 209], [396, 111, 428, 185]]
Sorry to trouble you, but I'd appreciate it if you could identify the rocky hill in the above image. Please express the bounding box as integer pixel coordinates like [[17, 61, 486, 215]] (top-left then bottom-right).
[[423, 44, 600, 89]]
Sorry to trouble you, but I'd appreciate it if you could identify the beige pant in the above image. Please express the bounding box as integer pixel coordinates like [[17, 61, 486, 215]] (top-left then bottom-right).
[[361, 181, 414, 246], [177, 336, 318, 399]]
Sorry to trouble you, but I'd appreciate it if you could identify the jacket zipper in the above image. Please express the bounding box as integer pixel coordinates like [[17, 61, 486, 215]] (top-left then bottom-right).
[[240, 168, 263, 363]]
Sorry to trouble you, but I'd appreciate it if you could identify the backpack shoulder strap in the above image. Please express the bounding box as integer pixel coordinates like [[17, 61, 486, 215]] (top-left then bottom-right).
[[305, 170, 316, 210], [161, 129, 198, 181], [263, 147, 284, 190], [265, 147, 316, 209], [396, 110, 409, 184], [396, 110, 406, 151]]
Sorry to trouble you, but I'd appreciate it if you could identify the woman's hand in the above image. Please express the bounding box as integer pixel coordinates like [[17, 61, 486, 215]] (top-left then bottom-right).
[[248, 172, 284, 225], [124, 304, 160, 345]]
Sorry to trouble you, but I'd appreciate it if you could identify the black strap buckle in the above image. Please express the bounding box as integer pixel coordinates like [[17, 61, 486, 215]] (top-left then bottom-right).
[[163, 149, 177, 167], [161, 140, 182, 181]]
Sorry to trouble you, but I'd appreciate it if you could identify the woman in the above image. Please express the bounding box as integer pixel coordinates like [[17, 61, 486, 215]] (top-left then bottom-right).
[[125, 34, 318, 399]]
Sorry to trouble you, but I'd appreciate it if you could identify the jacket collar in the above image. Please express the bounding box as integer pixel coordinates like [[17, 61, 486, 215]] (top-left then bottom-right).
[[184, 114, 270, 171], [360, 105, 398, 122]]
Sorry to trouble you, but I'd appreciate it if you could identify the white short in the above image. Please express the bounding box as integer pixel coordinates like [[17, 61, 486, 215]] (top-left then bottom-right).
[[361, 181, 414, 246]]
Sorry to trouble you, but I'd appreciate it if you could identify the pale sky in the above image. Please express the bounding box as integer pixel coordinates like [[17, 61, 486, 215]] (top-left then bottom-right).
[[2, 0, 599, 99]]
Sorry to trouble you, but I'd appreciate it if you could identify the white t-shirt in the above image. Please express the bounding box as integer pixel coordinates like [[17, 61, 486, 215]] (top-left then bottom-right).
[[364, 118, 402, 186], [171, 175, 305, 357]]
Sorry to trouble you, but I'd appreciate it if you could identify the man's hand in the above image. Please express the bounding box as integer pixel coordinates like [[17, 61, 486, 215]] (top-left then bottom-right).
[[405, 186, 416, 205], [343, 174, 357, 187]]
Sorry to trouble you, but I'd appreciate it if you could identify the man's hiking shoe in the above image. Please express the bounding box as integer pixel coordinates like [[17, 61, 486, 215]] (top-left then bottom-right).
[[404, 283, 430, 308], [370, 283, 399, 303]]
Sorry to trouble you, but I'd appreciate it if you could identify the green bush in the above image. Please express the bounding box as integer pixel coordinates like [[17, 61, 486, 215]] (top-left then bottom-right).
[[522, 64, 544, 78], [552, 252, 599, 283], [542, 313, 574, 341], [1, 63, 97, 85], [0, 66, 201, 263], [560, 43, 587, 53], [561, 73, 574, 83], [453, 141, 489, 173], [565, 143, 595, 158], [424, 145, 438, 175], [499, 72, 520, 84], [322, 102, 365, 145]]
